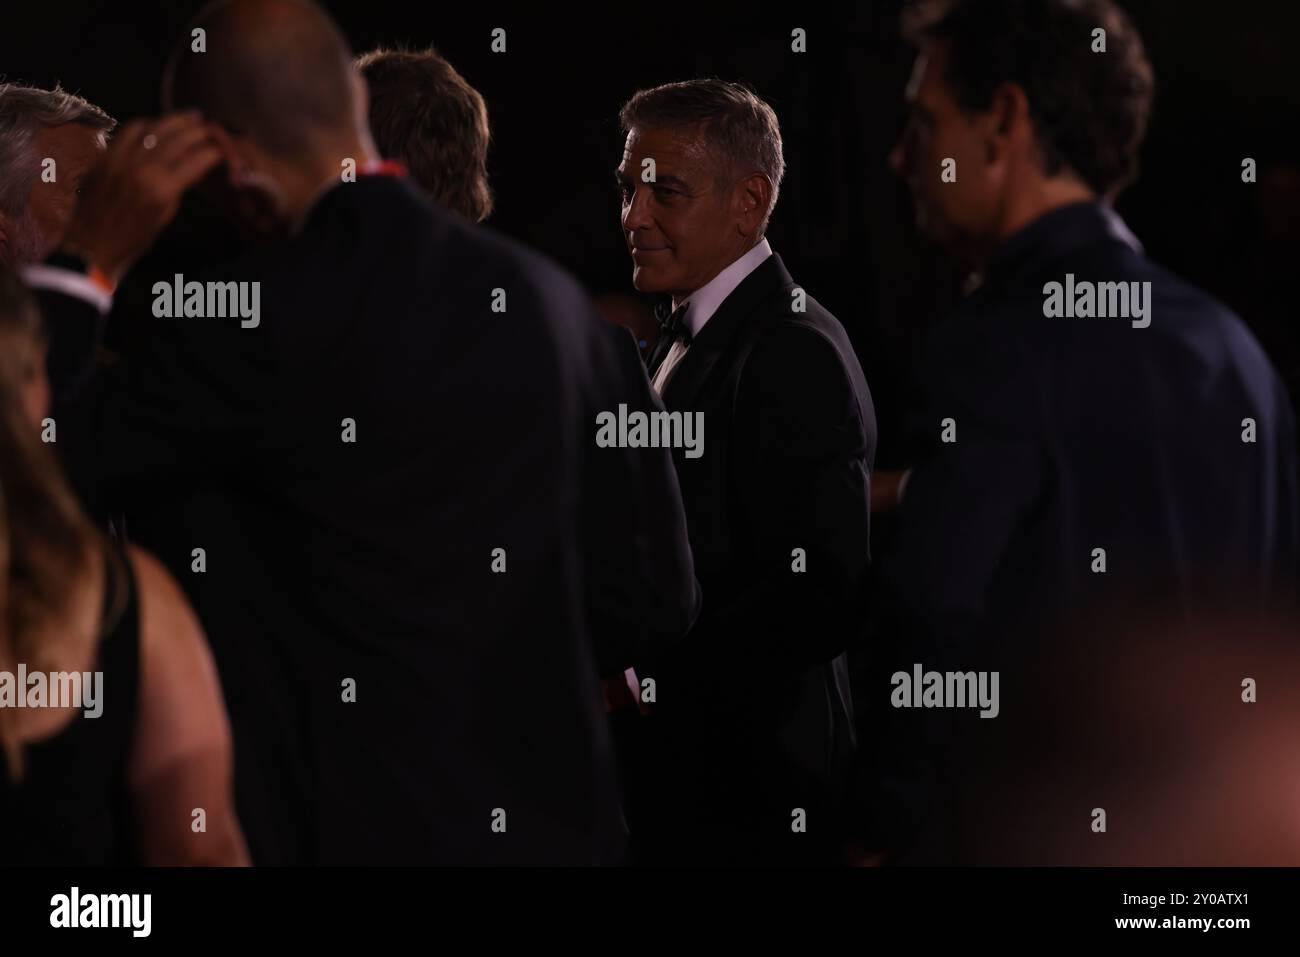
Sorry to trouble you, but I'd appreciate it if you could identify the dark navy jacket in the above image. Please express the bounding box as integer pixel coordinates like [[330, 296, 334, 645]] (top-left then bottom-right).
[[870, 201, 1297, 862], [888, 201, 1297, 658]]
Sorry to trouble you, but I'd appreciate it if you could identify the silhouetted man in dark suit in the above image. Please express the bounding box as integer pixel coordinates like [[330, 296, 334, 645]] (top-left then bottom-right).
[[615, 80, 876, 865], [31, 0, 699, 865], [876, 0, 1297, 862]]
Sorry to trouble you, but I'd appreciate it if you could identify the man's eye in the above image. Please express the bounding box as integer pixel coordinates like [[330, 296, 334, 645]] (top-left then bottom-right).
[[653, 188, 678, 201]]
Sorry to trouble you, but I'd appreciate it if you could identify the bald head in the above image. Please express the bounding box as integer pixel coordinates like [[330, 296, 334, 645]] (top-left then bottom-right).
[[164, 0, 361, 159]]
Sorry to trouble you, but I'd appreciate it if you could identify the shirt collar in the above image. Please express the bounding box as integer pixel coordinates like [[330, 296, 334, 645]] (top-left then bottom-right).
[[676, 238, 773, 337], [982, 200, 1143, 288]]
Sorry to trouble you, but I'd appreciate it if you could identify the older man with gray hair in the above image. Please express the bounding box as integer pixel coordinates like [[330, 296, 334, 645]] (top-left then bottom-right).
[[614, 79, 877, 865], [0, 85, 218, 412], [0, 84, 115, 266]]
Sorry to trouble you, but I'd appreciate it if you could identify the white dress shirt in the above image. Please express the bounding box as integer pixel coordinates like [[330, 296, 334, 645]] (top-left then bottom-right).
[[652, 238, 773, 394]]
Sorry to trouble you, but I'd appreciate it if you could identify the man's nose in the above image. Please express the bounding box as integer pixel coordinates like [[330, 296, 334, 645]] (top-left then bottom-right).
[[622, 187, 653, 233]]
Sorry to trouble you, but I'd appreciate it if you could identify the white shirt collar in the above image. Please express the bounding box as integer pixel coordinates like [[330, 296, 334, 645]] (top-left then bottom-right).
[[676, 238, 773, 337]]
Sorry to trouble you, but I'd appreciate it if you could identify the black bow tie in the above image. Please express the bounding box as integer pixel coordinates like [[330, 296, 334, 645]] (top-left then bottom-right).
[[655, 301, 692, 347]]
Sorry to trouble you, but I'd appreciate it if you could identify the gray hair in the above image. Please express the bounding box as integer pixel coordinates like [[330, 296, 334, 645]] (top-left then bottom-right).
[[0, 84, 116, 217], [619, 79, 785, 236]]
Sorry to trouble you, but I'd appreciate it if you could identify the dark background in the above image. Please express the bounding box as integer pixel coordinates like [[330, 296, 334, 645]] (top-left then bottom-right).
[[4, 0, 1299, 464]]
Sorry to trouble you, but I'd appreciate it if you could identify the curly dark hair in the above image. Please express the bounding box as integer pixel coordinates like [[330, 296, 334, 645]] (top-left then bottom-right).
[[909, 0, 1155, 196]]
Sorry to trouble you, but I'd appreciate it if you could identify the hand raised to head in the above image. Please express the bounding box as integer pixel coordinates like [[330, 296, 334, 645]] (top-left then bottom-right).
[[61, 111, 222, 283]]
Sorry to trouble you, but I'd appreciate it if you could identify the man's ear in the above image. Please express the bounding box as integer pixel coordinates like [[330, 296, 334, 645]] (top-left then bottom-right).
[[735, 172, 772, 237], [985, 82, 1031, 165]]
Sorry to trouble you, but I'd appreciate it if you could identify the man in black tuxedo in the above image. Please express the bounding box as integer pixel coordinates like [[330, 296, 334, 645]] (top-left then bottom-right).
[[30, 0, 699, 864], [877, 0, 1298, 862], [614, 80, 877, 864]]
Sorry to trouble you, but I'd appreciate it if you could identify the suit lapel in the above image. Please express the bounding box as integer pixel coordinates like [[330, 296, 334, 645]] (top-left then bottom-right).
[[661, 254, 793, 411]]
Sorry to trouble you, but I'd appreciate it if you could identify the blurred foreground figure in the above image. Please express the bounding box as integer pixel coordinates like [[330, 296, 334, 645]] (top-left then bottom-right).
[[35, 0, 698, 863], [0, 84, 114, 268], [0, 266, 246, 865], [0, 85, 115, 407], [946, 610, 1300, 865]]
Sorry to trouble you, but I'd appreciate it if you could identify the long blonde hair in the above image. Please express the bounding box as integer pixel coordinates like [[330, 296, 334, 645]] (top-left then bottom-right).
[[0, 266, 111, 779]]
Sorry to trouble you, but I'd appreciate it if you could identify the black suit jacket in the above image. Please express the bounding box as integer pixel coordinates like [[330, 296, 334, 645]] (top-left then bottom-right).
[[635, 252, 876, 863], [44, 176, 699, 864]]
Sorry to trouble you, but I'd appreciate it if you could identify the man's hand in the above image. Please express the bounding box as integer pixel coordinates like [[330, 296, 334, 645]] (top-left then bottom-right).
[[62, 111, 223, 283]]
